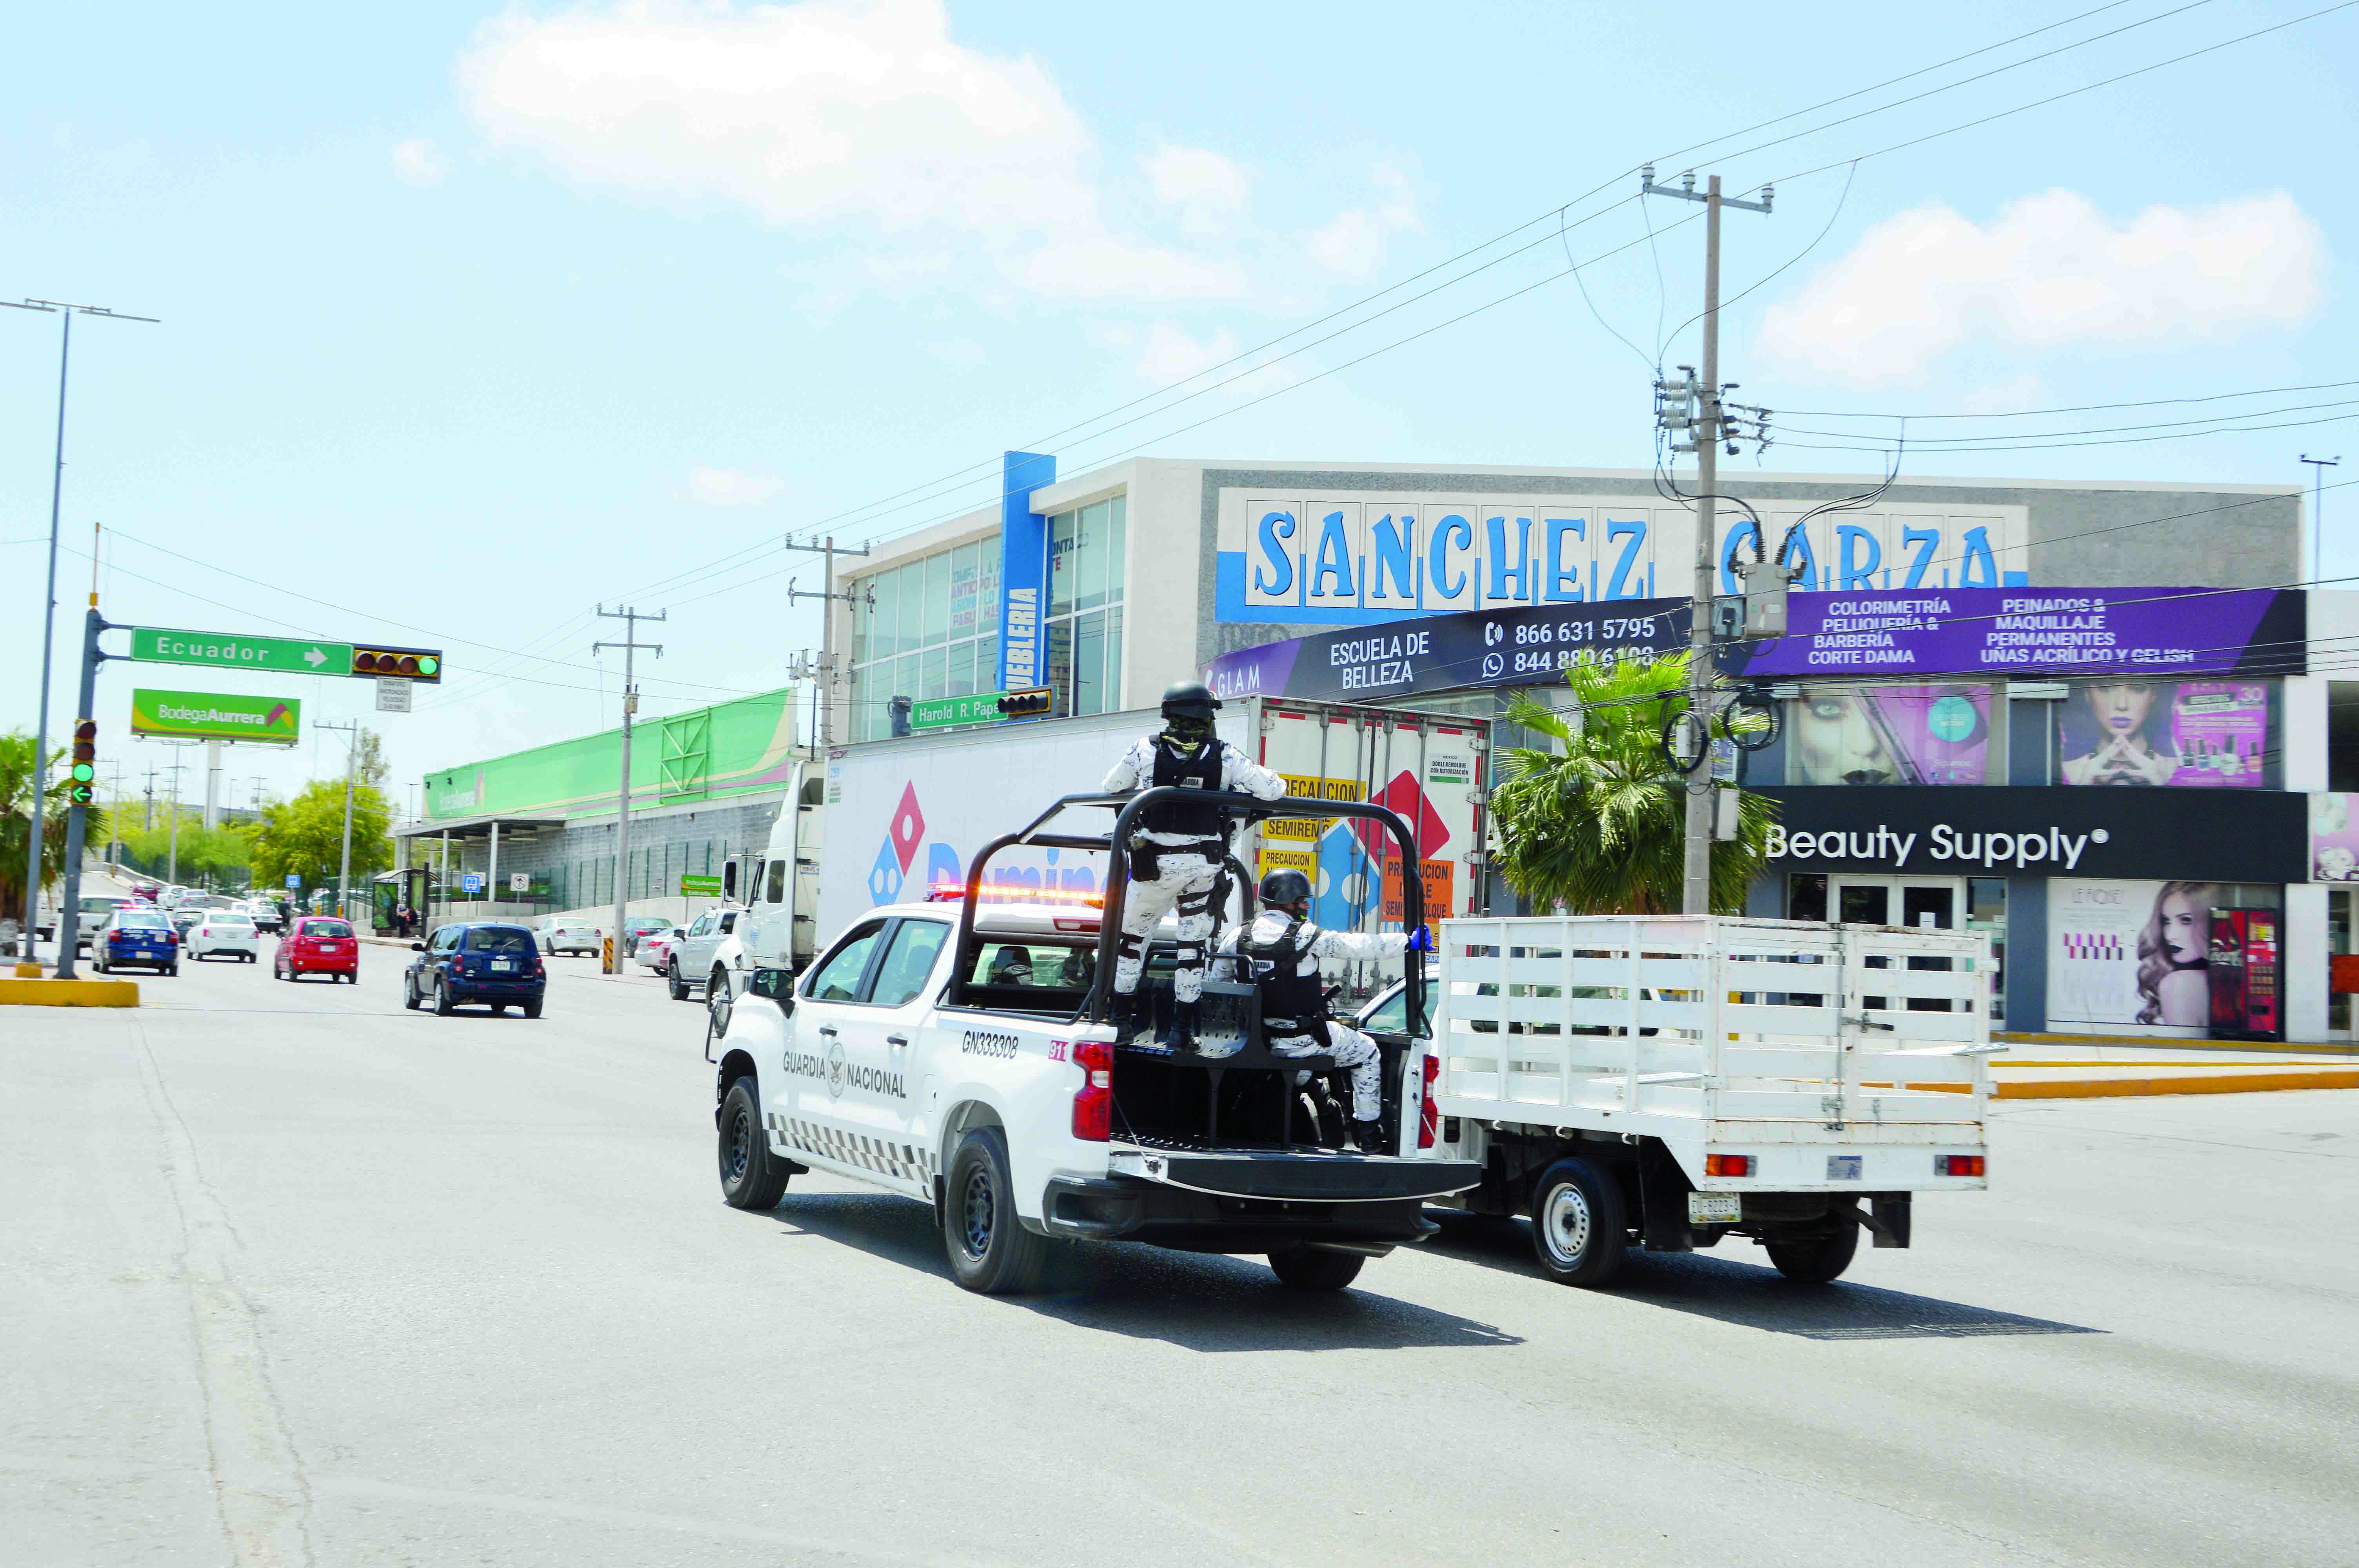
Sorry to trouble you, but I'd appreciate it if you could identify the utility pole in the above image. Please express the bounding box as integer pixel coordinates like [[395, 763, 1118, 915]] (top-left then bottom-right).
[[1643, 167, 1771, 917], [781, 535, 872, 750], [594, 606, 665, 972], [316, 721, 362, 921], [163, 756, 187, 885], [2302, 455, 2342, 583], [3, 296, 154, 968], [143, 763, 156, 832]]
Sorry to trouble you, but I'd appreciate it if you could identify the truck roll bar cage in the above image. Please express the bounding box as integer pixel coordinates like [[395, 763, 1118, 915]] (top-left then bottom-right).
[[945, 786, 1427, 1028]]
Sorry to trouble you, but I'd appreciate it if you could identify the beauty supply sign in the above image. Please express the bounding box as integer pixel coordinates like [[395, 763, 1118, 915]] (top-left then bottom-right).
[[1750, 785, 2305, 884], [1722, 587, 2303, 679]]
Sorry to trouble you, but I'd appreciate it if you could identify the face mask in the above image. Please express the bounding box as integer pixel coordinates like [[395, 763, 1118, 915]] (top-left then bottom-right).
[[1165, 715, 1212, 743]]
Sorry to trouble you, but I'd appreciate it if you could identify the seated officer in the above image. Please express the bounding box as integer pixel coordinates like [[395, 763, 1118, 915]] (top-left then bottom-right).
[[1209, 869, 1433, 1152]]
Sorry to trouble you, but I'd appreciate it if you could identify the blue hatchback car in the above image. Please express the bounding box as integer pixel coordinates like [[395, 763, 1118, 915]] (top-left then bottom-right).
[[91, 907, 179, 976], [403, 922, 546, 1017]]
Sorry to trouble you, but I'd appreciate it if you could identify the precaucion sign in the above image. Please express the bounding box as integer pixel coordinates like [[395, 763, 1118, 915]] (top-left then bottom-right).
[[130, 688, 301, 745], [129, 627, 354, 675]]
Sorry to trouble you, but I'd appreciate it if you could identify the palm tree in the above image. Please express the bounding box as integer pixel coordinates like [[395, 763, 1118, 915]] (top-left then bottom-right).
[[0, 729, 107, 922], [1488, 653, 1777, 916]]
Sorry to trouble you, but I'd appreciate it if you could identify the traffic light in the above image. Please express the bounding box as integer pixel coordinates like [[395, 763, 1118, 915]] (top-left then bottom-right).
[[350, 645, 443, 682], [996, 687, 1053, 718], [68, 719, 96, 805]]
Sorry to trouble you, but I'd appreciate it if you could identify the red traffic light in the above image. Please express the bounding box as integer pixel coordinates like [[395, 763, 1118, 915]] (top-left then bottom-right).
[[71, 718, 97, 766]]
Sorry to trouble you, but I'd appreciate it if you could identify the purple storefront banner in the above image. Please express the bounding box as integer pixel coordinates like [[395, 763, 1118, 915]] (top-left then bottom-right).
[[1720, 588, 2304, 679]]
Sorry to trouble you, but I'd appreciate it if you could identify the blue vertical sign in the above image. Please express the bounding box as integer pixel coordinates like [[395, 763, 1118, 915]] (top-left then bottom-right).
[[997, 450, 1055, 699]]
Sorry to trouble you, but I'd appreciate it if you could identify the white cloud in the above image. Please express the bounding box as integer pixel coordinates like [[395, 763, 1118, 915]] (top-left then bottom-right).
[[1022, 236, 1244, 301], [460, 0, 1091, 228], [1144, 145, 1249, 237], [689, 466, 785, 506], [391, 137, 450, 187], [925, 336, 986, 368], [1137, 322, 1241, 385], [1305, 163, 1420, 282], [1759, 190, 2323, 385]]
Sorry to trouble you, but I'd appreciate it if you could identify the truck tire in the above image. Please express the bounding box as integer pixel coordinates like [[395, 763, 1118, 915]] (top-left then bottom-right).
[[708, 965, 731, 1002], [1268, 1246, 1365, 1291], [1767, 1203, 1861, 1284], [1529, 1156, 1627, 1287], [667, 959, 690, 1002], [943, 1127, 1050, 1295], [718, 1077, 790, 1210]]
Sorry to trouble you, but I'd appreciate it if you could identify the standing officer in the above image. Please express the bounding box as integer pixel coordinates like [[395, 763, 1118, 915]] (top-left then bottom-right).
[[1212, 868, 1434, 1151], [1101, 681, 1287, 1049]]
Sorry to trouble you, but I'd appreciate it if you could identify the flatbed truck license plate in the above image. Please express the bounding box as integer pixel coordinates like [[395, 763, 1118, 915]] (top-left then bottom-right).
[[1687, 1192, 1741, 1224]]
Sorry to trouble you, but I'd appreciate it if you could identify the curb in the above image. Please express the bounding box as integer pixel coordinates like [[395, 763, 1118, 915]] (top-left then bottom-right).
[[1888, 1069, 2359, 1099], [1996, 1032, 2358, 1058], [0, 978, 140, 1007]]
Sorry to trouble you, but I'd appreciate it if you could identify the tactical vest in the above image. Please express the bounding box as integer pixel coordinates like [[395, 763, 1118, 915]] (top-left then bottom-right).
[[1143, 736, 1229, 838], [1244, 916, 1327, 1029]]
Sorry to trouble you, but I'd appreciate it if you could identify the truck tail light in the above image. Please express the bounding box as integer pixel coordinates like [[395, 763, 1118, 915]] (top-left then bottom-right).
[[1705, 1154, 1753, 1177], [1417, 1053, 1440, 1149], [1939, 1154, 1985, 1177], [1072, 1039, 1114, 1141]]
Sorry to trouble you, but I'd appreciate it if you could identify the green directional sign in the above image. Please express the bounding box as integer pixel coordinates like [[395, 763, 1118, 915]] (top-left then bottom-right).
[[679, 873, 723, 898], [909, 691, 1013, 731], [129, 626, 353, 676], [130, 688, 302, 745]]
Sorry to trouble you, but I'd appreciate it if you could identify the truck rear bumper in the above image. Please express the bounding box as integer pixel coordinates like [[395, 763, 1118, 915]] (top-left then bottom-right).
[[1037, 1176, 1446, 1253], [1107, 1147, 1483, 1203]]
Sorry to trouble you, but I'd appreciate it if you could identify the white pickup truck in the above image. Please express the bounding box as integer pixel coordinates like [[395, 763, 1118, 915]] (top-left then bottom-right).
[[1388, 913, 1995, 1286], [705, 784, 1483, 1294]]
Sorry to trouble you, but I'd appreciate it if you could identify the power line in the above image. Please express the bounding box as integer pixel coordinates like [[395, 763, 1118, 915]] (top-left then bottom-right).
[[1774, 405, 2359, 456], [1781, 376, 2359, 421]]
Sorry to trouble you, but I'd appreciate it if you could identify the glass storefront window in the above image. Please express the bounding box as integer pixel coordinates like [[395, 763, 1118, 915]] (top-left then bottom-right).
[[1074, 610, 1106, 716], [922, 552, 949, 646], [1967, 877, 2007, 1022], [847, 531, 1004, 733], [921, 647, 947, 701], [1041, 499, 1127, 717], [950, 542, 980, 640], [1049, 512, 1076, 619], [1785, 683, 2006, 786], [1075, 500, 1110, 612]]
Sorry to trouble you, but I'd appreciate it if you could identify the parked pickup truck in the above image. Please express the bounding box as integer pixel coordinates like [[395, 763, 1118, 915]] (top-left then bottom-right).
[[1396, 913, 1996, 1287], [706, 786, 1483, 1294]]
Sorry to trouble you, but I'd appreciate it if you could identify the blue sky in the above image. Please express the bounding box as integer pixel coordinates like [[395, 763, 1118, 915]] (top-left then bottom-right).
[[5, 0, 2355, 815]]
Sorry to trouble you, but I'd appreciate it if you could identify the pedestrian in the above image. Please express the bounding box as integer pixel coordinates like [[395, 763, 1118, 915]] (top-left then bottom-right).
[[1099, 681, 1287, 1049]]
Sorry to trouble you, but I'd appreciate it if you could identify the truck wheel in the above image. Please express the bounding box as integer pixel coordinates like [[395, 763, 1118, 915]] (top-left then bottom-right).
[[667, 959, 689, 1002], [943, 1127, 1049, 1295], [1766, 1204, 1861, 1284], [1268, 1246, 1365, 1291], [1529, 1157, 1627, 1287], [718, 1077, 789, 1210]]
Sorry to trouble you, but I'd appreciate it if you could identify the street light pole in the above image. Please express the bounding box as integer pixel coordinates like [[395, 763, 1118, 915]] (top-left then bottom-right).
[[594, 607, 665, 972], [317, 721, 362, 921], [4, 297, 155, 971], [2302, 455, 2342, 583]]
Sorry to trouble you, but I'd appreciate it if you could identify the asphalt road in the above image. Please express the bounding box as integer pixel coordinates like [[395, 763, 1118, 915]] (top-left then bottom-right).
[[5, 934, 2355, 1567]]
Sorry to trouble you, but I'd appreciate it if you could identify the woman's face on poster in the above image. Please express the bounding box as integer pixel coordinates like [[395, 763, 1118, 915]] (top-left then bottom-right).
[[2160, 889, 2206, 964], [1794, 693, 1893, 785], [2085, 682, 2155, 739]]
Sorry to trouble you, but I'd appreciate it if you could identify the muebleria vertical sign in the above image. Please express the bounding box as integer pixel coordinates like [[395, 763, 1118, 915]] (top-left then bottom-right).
[[997, 450, 1055, 697]]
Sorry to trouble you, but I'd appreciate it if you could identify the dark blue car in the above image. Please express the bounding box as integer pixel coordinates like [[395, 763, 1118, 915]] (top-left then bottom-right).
[[403, 922, 545, 1017], [91, 907, 179, 976]]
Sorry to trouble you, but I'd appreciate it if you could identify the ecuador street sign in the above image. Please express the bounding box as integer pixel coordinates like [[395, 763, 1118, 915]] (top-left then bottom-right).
[[130, 627, 353, 675], [130, 689, 301, 745]]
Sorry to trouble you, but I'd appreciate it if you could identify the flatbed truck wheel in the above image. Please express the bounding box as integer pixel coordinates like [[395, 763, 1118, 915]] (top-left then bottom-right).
[[1268, 1246, 1365, 1291], [943, 1127, 1049, 1294], [717, 1078, 789, 1210], [1529, 1156, 1627, 1287], [1766, 1203, 1861, 1283]]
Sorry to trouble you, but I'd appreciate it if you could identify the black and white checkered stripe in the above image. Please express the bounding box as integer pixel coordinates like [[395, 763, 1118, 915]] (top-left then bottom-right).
[[768, 1112, 936, 1188]]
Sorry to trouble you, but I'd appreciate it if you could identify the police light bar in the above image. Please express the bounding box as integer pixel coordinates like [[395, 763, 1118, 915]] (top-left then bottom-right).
[[996, 687, 1052, 717], [927, 882, 1103, 908], [351, 645, 443, 682]]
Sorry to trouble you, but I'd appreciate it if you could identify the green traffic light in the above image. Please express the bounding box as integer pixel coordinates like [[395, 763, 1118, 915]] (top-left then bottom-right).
[[71, 763, 95, 783], [418, 655, 439, 675]]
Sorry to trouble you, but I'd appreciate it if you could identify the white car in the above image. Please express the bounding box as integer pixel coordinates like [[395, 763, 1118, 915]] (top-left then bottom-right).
[[538, 917, 603, 956], [633, 928, 681, 973], [187, 914, 262, 963]]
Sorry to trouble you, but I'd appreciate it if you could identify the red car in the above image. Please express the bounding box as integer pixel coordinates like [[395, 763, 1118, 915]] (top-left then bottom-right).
[[275, 915, 360, 983]]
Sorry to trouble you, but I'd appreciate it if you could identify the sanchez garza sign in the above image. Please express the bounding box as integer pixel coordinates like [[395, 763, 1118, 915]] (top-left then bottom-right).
[[1205, 598, 1687, 704], [1750, 785, 2304, 884]]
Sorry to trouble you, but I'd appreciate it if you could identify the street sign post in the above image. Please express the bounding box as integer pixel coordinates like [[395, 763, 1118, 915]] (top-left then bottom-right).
[[285, 873, 301, 890], [909, 691, 1016, 730], [462, 872, 485, 896], [680, 873, 723, 898], [130, 688, 301, 744], [509, 872, 530, 893], [376, 677, 412, 713], [129, 627, 353, 675]]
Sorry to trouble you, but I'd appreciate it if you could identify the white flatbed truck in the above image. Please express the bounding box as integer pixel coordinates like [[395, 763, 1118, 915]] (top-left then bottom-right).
[[705, 784, 1483, 1294], [1408, 914, 1996, 1285]]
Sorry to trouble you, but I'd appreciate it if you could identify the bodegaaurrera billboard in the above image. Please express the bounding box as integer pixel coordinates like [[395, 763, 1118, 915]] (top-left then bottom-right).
[[129, 688, 301, 745]]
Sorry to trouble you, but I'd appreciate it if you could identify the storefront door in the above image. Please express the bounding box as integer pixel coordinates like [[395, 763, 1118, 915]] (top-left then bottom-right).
[[1828, 875, 1961, 932]]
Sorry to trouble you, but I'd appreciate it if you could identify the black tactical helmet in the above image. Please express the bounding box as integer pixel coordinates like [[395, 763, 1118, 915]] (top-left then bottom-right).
[[1160, 681, 1222, 724], [1259, 868, 1313, 909]]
